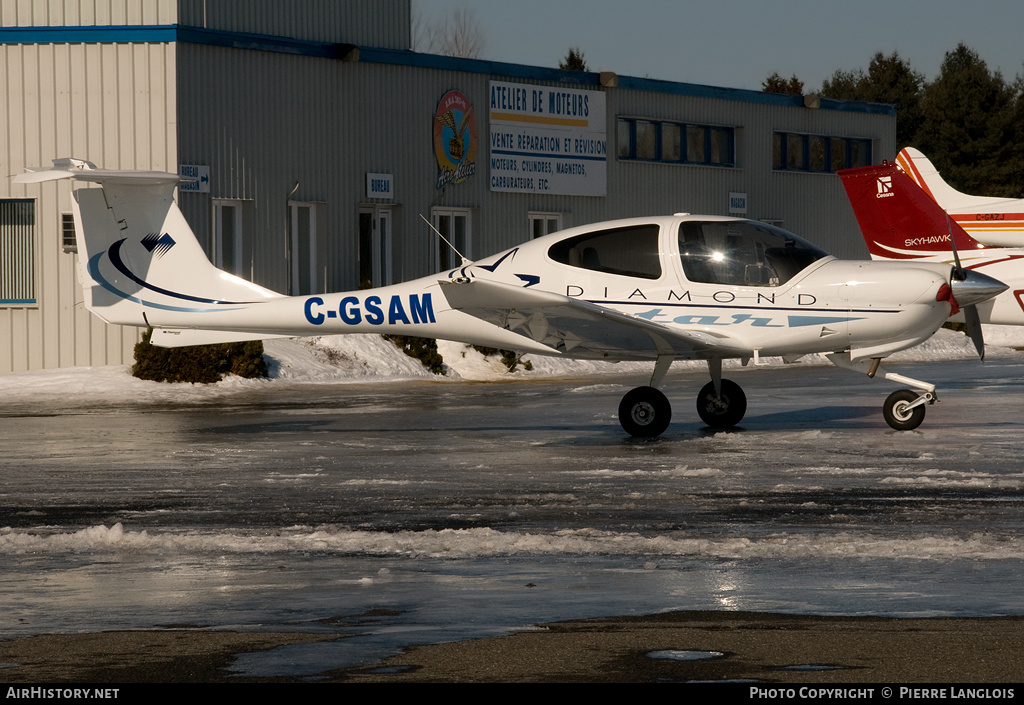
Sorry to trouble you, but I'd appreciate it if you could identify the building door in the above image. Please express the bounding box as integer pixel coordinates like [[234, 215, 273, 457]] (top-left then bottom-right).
[[358, 206, 392, 289], [213, 200, 244, 277], [290, 202, 316, 294]]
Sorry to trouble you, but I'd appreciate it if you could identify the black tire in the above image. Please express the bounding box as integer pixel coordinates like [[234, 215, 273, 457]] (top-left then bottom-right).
[[696, 379, 747, 428], [618, 386, 672, 438], [883, 389, 925, 430]]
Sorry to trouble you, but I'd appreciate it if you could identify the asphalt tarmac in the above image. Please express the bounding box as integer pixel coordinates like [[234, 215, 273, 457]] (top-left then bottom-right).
[[2, 613, 1023, 683], [3, 359, 1024, 683]]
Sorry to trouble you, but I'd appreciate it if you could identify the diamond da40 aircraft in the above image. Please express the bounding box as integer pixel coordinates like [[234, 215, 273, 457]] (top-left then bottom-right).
[[16, 159, 1008, 435]]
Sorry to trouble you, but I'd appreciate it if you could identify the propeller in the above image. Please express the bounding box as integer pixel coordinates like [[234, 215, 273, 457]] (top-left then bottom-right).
[[946, 214, 1007, 360]]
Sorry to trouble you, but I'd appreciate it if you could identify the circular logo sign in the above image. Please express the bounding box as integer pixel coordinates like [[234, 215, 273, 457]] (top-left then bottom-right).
[[434, 90, 477, 188]]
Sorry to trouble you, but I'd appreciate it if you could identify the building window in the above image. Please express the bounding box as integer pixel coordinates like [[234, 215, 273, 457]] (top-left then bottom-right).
[[662, 123, 681, 161], [687, 125, 706, 162], [1, 199, 35, 305], [618, 118, 734, 166], [830, 138, 848, 172], [809, 136, 827, 171], [61, 213, 77, 254], [850, 139, 871, 169], [635, 121, 657, 160], [432, 208, 471, 272], [529, 212, 563, 239], [709, 127, 733, 166], [616, 119, 632, 159], [773, 133, 871, 172], [787, 133, 805, 170]]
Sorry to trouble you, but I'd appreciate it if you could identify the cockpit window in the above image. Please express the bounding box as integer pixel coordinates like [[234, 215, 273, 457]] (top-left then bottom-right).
[[678, 221, 828, 287], [548, 224, 662, 279]]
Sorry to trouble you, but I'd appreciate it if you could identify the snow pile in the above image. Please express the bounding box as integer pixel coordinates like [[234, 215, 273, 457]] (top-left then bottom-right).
[[268, 335, 438, 382], [1, 326, 1022, 405], [4, 522, 1024, 561]]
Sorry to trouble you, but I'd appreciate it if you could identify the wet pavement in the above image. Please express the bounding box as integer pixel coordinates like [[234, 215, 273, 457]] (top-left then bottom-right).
[[2, 359, 1023, 677]]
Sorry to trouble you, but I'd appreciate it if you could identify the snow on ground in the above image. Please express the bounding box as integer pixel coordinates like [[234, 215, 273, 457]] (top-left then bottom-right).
[[2, 326, 1022, 405]]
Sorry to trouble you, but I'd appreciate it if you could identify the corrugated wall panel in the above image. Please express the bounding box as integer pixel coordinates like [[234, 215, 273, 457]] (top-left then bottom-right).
[[0, 40, 177, 373], [177, 0, 411, 49], [0, 0, 176, 26]]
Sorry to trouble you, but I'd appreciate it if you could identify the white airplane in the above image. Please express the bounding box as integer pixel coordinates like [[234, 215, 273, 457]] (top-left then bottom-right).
[[895, 147, 1024, 247], [16, 158, 1009, 434], [840, 159, 1024, 361]]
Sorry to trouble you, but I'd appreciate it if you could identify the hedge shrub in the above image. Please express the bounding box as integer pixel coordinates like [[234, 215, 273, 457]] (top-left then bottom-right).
[[132, 329, 269, 383]]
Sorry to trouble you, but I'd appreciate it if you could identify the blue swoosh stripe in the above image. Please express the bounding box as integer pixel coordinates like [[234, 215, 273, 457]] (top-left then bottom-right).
[[88, 252, 245, 313], [107, 239, 260, 305]]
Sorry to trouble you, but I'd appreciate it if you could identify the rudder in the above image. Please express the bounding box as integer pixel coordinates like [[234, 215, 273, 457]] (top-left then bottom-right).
[[16, 159, 282, 328], [838, 162, 984, 260]]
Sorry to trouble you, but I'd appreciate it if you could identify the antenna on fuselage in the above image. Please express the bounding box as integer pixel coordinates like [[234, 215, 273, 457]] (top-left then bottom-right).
[[420, 213, 470, 266]]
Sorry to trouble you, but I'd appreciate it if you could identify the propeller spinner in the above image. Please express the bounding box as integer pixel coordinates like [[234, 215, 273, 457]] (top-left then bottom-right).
[[947, 214, 1008, 360]]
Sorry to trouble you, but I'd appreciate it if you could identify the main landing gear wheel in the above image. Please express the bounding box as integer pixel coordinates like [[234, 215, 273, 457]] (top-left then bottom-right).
[[619, 386, 672, 438], [696, 379, 747, 428], [882, 389, 926, 431]]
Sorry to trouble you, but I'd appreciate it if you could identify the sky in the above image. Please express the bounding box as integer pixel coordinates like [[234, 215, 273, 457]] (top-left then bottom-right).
[[414, 0, 1024, 92]]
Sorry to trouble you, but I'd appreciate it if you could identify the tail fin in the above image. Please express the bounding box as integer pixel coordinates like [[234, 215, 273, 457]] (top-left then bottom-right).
[[838, 161, 987, 260], [894, 147, 1007, 210], [894, 147, 957, 204], [15, 159, 281, 329]]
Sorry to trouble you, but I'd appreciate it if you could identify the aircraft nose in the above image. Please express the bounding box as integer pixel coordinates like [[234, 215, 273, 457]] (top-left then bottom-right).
[[951, 269, 1008, 307]]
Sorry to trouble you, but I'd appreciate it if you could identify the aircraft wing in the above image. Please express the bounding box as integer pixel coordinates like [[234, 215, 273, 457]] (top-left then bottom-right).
[[438, 278, 745, 360]]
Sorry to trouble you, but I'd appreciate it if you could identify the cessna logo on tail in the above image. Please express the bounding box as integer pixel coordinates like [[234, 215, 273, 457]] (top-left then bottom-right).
[[876, 176, 893, 198]]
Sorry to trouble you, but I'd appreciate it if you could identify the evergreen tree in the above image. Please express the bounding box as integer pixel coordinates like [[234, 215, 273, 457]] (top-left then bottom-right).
[[820, 52, 924, 148], [560, 47, 589, 72], [762, 72, 804, 95], [917, 44, 1020, 196], [820, 67, 865, 99]]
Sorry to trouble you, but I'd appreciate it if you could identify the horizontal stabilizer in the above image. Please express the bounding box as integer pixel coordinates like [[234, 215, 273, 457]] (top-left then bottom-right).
[[15, 157, 189, 186]]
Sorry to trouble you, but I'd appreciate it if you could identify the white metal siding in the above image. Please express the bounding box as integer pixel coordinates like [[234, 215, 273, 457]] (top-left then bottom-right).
[[0, 0, 175, 26], [1, 39, 177, 373]]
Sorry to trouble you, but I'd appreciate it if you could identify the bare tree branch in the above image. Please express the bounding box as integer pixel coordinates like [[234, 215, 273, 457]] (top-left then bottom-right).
[[416, 4, 485, 59]]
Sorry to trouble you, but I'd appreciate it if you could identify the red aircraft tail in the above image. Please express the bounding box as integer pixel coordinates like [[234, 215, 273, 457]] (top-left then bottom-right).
[[838, 162, 987, 260]]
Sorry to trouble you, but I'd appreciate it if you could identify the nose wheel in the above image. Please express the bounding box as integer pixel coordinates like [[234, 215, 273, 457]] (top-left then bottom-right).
[[618, 386, 672, 438], [827, 354, 938, 432], [882, 389, 929, 430]]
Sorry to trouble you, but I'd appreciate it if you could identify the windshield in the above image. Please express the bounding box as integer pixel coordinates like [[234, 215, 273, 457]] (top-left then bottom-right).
[[678, 220, 828, 286]]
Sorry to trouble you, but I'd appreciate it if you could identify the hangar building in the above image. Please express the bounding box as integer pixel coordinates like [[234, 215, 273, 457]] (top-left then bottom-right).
[[0, 0, 895, 373]]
